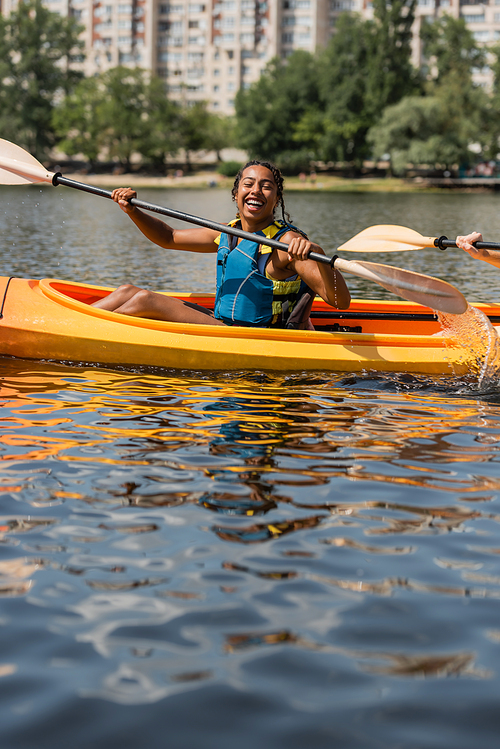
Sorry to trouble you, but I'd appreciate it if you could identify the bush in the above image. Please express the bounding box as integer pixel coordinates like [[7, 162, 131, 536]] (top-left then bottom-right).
[[217, 160, 243, 177], [275, 150, 313, 175]]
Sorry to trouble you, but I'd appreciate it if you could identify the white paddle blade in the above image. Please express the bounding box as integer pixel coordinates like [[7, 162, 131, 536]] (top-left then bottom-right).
[[338, 224, 437, 253], [0, 139, 54, 184], [335, 258, 467, 315]]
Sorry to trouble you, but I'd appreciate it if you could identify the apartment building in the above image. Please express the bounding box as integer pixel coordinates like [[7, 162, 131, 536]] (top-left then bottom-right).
[[4, 0, 499, 113]]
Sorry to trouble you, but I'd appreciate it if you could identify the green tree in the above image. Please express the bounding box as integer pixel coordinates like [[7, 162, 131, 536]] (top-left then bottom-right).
[[367, 88, 486, 173], [204, 114, 236, 162], [0, 0, 84, 159], [420, 15, 485, 82], [52, 76, 106, 168], [95, 67, 152, 171], [54, 69, 181, 171], [483, 45, 500, 161], [133, 76, 182, 172], [368, 17, 489, 172], [177, 101, 214, 170], [316, 0, 417, 165], [234, 50, 321, 165]]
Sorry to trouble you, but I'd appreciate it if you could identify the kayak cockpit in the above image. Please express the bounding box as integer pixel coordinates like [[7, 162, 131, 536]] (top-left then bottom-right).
[[40, 278, 447, 336]]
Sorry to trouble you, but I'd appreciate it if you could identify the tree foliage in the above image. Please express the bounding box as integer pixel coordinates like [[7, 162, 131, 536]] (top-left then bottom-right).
[[234, 50, 321, 165], [235, 1, 417, 168], [0, 0, 84, 159], [54, 68, 182, 171], [368, 15, 490, 172]]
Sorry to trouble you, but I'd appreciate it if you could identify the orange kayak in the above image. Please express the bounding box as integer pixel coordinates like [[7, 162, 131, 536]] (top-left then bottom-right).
[[0, 275, 497, 373]]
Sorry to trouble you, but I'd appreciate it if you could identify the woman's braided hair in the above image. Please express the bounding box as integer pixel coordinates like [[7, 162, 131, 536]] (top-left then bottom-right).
[[232, 160, 291, 224]]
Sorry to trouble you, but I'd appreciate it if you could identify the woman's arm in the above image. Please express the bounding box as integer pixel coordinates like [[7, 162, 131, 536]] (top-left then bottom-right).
[[456, 231, 500, 270], [272, 232, 351, 310], [112, 187, 219, 252]]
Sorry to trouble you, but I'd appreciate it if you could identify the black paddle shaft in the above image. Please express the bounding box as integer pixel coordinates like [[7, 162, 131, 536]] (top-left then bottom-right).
[[434, 235, 500, 251], [53, 174, 335, 268]]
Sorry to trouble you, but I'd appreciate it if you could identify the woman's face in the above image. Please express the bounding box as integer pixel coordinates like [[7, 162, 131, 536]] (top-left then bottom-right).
[[235, 165, 279, 225]]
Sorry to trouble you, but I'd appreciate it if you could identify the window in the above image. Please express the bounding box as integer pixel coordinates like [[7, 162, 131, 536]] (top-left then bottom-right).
[[282, 32, 294, 42], [188, 3, 205, 11], [283, 15, 296, 25], [214, 84, 220, 91], [188, 19, 199, 27], [227, 81, 235, 90], [94, 5, 112, 16], [462, 13, 485, 22], [331, 0, 354, 8], [118, 4, 132, 13], [473, 29, 490, 39]]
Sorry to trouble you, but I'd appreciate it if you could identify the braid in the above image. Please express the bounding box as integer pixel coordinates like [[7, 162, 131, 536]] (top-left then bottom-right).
[[232, 160, 292, 224]]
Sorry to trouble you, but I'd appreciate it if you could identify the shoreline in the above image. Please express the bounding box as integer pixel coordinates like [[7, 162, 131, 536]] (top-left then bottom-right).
[[57, 172, 470, 193], [53, 171, 500, 193]]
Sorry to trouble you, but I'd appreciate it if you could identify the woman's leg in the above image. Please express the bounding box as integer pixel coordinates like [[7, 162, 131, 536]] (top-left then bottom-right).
[[92, 285, 225, 326]]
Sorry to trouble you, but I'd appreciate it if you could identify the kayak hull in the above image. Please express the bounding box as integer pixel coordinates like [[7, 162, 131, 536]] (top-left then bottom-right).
[[0, 276, 496, 374]]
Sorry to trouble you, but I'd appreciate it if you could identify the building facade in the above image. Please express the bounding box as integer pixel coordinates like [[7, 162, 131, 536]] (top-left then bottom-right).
[[3, 0, 499, 114]]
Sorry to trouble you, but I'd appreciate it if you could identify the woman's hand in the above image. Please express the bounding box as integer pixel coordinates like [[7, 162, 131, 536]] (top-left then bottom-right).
[[456, 231, 483, 256], [111, 187, 137, 214], [286, 236, 321, 262], [456, 231, 500, 270]]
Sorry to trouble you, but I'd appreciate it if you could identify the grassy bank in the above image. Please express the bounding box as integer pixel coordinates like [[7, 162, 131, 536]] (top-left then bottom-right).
[[61, 171, 441, 193]]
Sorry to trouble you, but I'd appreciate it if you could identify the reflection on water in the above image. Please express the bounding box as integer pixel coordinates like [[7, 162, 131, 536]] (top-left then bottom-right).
[[3, 185, 500, 746], [1, 358, 500, 747]]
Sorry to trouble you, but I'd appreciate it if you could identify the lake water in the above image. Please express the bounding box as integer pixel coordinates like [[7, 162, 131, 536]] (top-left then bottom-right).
[[2, 185, 500, 748]]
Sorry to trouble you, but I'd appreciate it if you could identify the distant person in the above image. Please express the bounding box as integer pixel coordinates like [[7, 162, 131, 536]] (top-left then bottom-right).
[[92, 160, 351, 328], [456, 232, 500, 270]]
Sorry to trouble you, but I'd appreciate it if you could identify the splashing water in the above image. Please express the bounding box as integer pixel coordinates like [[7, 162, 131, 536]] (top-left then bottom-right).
[[438, 304, 500, 389]]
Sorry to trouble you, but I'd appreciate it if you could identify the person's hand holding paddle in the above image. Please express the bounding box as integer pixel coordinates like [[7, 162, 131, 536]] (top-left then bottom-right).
[[456, 231, 500, 269], [112, 187, 137, 214]]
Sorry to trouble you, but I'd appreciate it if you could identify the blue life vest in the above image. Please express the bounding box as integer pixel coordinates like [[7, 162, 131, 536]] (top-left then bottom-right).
[[214, 220, 312, 328]]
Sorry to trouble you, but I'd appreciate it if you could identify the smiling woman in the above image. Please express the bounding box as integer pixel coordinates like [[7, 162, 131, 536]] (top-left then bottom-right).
[[91, 161, 351, 328]]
